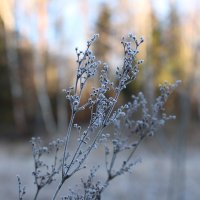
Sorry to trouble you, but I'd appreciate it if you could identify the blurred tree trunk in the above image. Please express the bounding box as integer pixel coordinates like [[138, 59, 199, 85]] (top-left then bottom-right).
[[0, 0, 27, 135], [93, 4, 111, 90], [189, 8, 200, 119], [167, 4, 188, 199], [33, 48, 57, 135], [196, 49, 200, 119], [144, 2, 160, 104], [33, 0, 57, 135], [168, 90, 189, 200], [94, 4, 111, 63], [105, 0, 153, 98], [56, 56, 68, 135], [53, 7, 69, 134]]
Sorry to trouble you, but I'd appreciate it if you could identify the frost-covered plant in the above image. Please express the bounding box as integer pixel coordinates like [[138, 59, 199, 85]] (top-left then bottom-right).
[[17, 34, 180, 200]]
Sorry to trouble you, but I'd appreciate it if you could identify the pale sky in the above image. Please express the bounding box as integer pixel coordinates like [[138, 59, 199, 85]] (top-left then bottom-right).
[[16, 0, 199, 55]]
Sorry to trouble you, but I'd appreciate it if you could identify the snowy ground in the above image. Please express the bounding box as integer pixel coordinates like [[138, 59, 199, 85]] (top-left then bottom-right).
[[0, 138, 199, 200]]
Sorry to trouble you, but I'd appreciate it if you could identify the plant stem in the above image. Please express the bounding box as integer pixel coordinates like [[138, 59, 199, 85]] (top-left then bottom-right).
[[108, 150, 117, 177], [125, 136, 143, 164], [65, 127, 90, 176], [62, 113, 75, 177], [33, 188, 40, 200], [52, 180, 64, 200], [53, 112, 76, 199]]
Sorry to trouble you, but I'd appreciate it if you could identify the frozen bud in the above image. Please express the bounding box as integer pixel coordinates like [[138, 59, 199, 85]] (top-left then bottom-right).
[[159, 119, 165, 125], [99, 93, 105, 99], [124, 104, 129, 109], [148, 131, 154, 137], [90, 34, 99, 42], [94, 33, 99, 38], [42, 147, 48, 152], [174, 80, 182, 88], [140, 36, 144, 43], [72, 99, 80, 111], [73, 100, 79, 106], [176, 80, 182, 84], [103, 64, 108, 71], [87, 41, 91, 46], [128, 33, 136, 40], [120, 112, 126, 117], [172, 115, 176, 120], [137, 60, 144, 64]]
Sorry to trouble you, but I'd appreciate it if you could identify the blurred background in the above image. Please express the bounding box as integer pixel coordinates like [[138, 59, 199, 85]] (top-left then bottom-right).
[[0, 0, 200, 199]]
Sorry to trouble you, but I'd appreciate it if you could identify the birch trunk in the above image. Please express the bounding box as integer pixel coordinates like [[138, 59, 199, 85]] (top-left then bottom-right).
[[33, 48, 57, 135], [33, 0, 57, 135]]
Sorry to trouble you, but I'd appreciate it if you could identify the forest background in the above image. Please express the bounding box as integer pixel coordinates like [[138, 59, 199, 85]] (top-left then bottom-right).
[[0, 0, 200, 199]]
